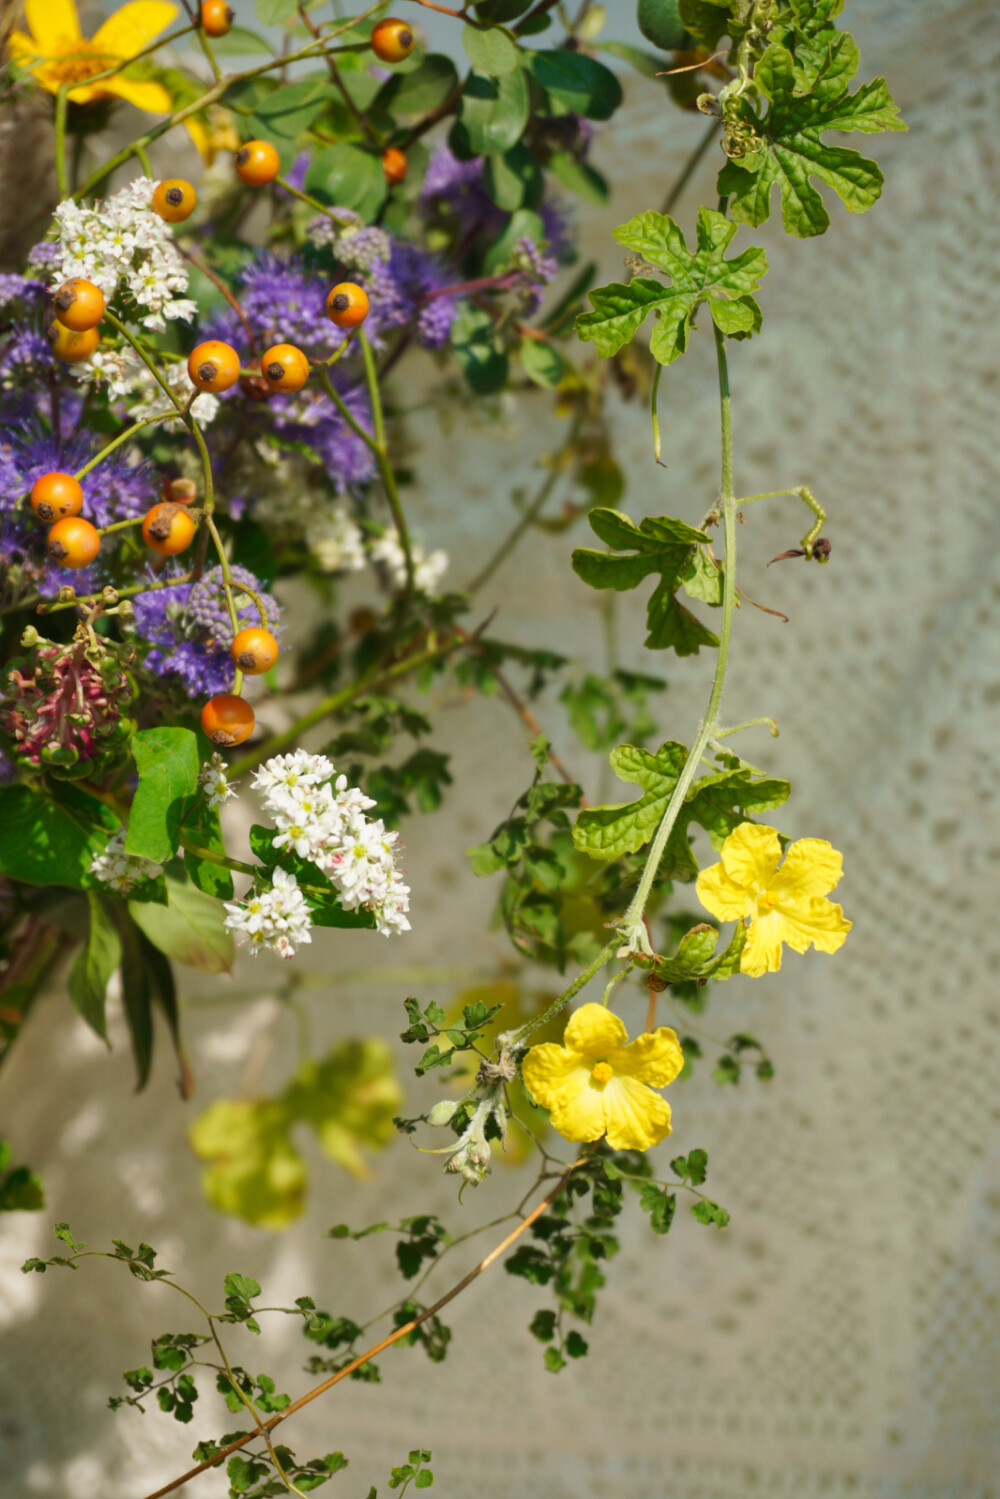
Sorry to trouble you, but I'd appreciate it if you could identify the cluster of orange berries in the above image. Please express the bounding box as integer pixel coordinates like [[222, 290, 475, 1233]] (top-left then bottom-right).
[[29, 469, 202, 571], [187, 276, 369, 400]]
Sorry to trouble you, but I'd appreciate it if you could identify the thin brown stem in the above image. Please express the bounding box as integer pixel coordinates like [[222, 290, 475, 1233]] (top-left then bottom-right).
[[178, 243, 257, 352], [139, 1160, 585, 1499]]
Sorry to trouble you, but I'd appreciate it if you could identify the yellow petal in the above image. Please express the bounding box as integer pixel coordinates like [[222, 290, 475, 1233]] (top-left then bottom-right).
[[563, 1001, 629, 1059], [184, 116, 211, 163], [91, 1, 179, 58], [720, 822, 781, 893], [7, 29, 44, 64], [103, 74, 173, 112], [740, 909, 785, 976], [696, 858, 754, 921], [24, 0, 81, 49], [614, 1026, 684, 1088], [771, 896, 851, 956], [522, 1048, 607, 1142], [603, 1075, 672, 1151], [770, 837, 844, 900]]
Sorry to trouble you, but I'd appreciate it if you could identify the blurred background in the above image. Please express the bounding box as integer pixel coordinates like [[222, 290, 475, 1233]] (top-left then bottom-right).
[[3, 0, 1000, 1494]]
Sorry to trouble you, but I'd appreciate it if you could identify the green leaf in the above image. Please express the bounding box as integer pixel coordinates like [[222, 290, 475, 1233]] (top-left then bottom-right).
[[636, 0, 687, 51], [547, 150, 609, 205], [126, 727, 199, 865], [116, 910, 154, 1090], [255, 0, 297, 20], [691, 1197, 730, 1228], [717, 39, 906, 238], [526, 48, 623, 120], [596, 40, 667, 79], [387, 53, 459, 114], [0, 783, 118, 887], [678, 0, 735, 50], [182, 799, 234, 902], [207, 25, 274, 56], [304, 142, 386, 220], [572, 741, 790, 872], [519, 336, 565, 387], [483, 141, 543, 210], [455, 66, 530, 155], [677, 545, 723, 605], [254, 76, 336, 138], [0, 1153, 44, 1213], [638, 1182, 676, 1235], [451, 301, 509, 393], [462, 24, 520, 76], [573, 741, 687, 859], [576, 207, 768, 364], [483, 205, 543, 273], [571, 508, 718, 654], [68, 892, 121, 1042], [475, 0, 533, 19], [129, 873, 234, 974]]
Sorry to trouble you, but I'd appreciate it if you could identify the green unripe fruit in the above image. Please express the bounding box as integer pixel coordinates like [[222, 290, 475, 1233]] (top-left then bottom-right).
[[637, 0, 687, 51]]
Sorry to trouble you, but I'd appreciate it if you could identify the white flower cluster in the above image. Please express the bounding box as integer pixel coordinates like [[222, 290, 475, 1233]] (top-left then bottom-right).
[[49, 177, 197, 332], [310, 504, 367, 573], [222, 750, 412, 951], [199, 754, 236, 810], [370, 527, 449, 594], [128, 360, 220, 427], [223, 866, 313, 961], [90, 828, 163, 895]]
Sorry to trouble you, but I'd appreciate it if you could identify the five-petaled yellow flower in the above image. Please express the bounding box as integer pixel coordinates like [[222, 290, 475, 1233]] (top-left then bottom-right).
[[696, 822, 851, 978], [521, 1003, 683, 1151], [10, 0, 178, 114]]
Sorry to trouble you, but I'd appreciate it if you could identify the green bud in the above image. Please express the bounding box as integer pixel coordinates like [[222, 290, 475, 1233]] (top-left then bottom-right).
[[427, 1100, 459, 1127]]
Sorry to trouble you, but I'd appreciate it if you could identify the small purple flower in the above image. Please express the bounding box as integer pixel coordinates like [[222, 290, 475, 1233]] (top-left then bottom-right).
[[25, 242, 62, 275], [370, 242, 458, 350], [84, 449, 155, 528], [132, 564, 282, 700], [0, 274, 46, 308]]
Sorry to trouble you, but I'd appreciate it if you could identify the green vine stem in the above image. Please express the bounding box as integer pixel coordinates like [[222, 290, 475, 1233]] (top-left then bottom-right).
[[359, 329, 415, 594], [615, 320, 739, 958], [736, 483, 827, 555], [54, 85, 69, 199]]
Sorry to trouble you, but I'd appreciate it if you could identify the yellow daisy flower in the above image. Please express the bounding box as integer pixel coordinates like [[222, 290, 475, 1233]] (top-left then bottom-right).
[[521, 1002, 683, 1151], [696, 821, 851, 978], [9, 0, 178, 114]]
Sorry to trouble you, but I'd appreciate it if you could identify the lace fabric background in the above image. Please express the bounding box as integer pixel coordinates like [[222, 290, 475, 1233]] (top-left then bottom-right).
[[2, 0, 999, 1493]]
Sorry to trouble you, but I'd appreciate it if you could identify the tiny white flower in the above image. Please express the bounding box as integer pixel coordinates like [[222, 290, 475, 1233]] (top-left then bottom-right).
[[90, 828, 163, 895], [199, 754, 236, 810]]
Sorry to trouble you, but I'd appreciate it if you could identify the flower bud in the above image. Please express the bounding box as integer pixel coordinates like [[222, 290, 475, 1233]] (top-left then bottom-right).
[[427, 1100, 459, 1127]]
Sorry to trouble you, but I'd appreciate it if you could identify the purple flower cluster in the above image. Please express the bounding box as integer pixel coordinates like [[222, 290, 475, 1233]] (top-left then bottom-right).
[[132, 564, 282, 699], [420, 144, 576, 271], [368, 241, 458, 350], [0, 422, 153, 526]]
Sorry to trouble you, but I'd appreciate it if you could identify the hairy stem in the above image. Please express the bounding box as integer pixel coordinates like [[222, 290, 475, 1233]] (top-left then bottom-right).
[[617, 323, 738, 953]]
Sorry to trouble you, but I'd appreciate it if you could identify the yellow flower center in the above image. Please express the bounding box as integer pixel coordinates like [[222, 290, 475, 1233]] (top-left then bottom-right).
[[591, 1061, 614, 1085], [757, 889, 780, 913], [36, 40, 118, 87]]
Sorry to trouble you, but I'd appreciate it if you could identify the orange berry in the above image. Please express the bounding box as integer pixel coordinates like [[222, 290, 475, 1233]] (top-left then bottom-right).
[[201, 0, 234, 37], [371, 18, 414, 63], [142, 502, 197, 557], [381, 147, 408, 186], [234, 140, 280, 187], [230, 626, 279, 675], [47, 516, 100, 570], [201, 694, 255, 747], [326, 282, 369, 330], [381, 146, 408, 185], [160, 476, 198, 505], [188, 340, 241, 392], [47, 320, 99, 364], [152, 179, 197, 223], [260, 343, 310, 394], [53, 278, 105, 333], [30, 472, 83, 523]]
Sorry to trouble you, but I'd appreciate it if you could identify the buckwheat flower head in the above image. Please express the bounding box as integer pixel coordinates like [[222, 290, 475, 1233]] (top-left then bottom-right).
[[223, 867, 313, 960], [696, 822, 851, 977], [127, 361, 220, 427], [90, 827, 163, 895], [522, 1004, 683, 1151], [199, 754, 237, 810], [369, 526, 449, 594], [250, 750, 336, 797], [48, 177, 196, 332], [309, 503, 366, 573]]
